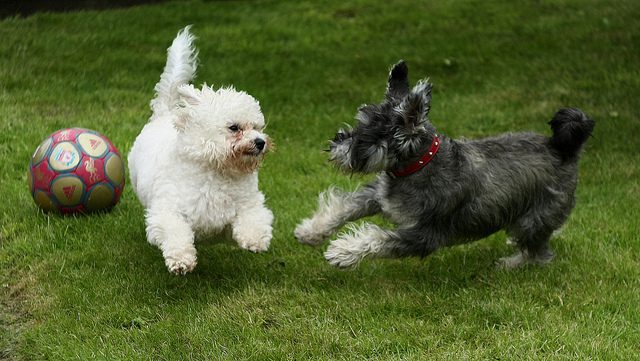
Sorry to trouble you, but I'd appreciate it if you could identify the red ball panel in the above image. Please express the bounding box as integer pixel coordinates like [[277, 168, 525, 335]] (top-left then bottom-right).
[[74, 154, 107, 188], [51, 128, 85, 143], [31, 161, 56, 192]]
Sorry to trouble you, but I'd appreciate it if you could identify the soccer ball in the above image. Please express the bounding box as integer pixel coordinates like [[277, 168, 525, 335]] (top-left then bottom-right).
[[28, 128, 125, 214]]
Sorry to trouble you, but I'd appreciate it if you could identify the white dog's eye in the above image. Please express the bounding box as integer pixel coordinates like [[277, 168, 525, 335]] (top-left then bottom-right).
[[228, 124, 240, 132]]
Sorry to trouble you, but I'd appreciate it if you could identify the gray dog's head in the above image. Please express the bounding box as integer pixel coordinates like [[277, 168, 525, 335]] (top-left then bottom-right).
[[329, 61, 437, 173]]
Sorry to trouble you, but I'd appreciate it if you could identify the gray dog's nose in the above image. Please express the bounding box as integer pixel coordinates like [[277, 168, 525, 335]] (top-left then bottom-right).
[[254, 138, 266, 151]]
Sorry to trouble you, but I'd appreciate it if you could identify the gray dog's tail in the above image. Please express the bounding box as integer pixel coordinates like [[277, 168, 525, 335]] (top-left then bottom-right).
[[548, 108, 595, 161]]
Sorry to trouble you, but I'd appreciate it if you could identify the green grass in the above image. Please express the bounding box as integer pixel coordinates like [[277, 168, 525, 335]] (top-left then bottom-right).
[[1, 0, 639, 359]]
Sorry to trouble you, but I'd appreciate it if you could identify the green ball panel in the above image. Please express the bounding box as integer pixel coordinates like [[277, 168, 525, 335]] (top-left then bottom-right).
[[32, 137, 52, 165], [33, 191, 57, 213], [51, 176, 84, 206], [49, 142, 81, 172], [105, 153, 125, 186], [77, 133, 108, 158], [85, 184, 114, 211]]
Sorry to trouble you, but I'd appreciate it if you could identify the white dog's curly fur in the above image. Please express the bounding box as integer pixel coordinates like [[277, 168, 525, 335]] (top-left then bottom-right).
[[128, 26, 273, 275]]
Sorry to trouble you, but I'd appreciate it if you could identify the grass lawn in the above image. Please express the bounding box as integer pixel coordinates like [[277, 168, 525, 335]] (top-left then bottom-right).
[[1, 0, 639, 359]]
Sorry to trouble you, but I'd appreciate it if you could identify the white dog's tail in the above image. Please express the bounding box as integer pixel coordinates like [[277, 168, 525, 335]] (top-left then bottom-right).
[[150, 26, 198, 116]]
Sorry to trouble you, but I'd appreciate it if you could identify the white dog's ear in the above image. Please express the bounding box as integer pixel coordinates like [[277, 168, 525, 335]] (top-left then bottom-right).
[[174, 85, 201, 131], [177, 84, 201, 106]]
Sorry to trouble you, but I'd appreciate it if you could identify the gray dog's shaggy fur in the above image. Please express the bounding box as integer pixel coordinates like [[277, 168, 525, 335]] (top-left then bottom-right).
[[295, 60, 594, 268]]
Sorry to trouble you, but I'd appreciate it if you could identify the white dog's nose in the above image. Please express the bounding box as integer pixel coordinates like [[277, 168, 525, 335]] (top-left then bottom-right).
[[254, 138, 266, 151]]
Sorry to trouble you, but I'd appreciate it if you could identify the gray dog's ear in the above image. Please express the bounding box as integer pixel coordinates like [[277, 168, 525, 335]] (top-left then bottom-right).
[[411, 79, 432, 112], [385, 60, 409, 101], [399, 80, 432, 129], [399, 93, 426, 129]]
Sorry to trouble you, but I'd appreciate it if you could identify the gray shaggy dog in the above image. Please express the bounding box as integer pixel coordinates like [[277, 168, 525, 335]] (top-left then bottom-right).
[[295, 60, 594, 268]]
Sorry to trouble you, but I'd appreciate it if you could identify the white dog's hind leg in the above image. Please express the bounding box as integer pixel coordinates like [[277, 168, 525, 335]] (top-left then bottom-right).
[[145, 209, 197, 275], [295, 185, 380, 246], [232, 203, 273, 253]]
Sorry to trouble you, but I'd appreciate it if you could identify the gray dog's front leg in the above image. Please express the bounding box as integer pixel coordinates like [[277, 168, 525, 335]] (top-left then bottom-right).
[[324, 224, 438, 267], [295, 184, 380, 245]]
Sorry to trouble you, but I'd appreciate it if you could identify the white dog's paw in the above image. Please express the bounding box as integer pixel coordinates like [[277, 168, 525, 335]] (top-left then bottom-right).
[[294, 219, 328, 246], [238, 235, 271, 253], [165, 253, 197, 275], [233, 220, 272, 253]]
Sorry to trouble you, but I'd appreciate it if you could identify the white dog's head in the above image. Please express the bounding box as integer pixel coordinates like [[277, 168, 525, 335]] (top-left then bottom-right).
[[174, 84, 270, 175]]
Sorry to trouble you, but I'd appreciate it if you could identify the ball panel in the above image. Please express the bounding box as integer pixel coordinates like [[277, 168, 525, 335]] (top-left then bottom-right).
[[33, 191, 57, 213], [75, 154, 106, 188], [51, 175, 85, 206], [52, 128, 81, 143], [77, 132, 108, 158], [49, 142, 81, 172], [85, 183, 115, 211], [31, 161, 56, 191], [105, 153, 125, 186], [32, 137, 52, 166]]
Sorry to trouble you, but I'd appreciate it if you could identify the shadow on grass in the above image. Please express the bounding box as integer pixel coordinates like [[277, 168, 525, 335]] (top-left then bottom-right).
[[139, 233, 543, 302]]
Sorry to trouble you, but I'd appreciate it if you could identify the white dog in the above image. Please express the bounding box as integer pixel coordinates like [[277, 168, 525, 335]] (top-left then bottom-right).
[[128, 26, 273, 274]]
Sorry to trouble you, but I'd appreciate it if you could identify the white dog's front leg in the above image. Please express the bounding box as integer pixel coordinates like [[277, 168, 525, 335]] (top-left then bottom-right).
[[232, 203, 273, 253], [145, 209, 197, 275]]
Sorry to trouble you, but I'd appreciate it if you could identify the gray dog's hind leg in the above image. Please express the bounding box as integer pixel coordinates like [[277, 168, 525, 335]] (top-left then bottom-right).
[[500, 226, 555, 268]]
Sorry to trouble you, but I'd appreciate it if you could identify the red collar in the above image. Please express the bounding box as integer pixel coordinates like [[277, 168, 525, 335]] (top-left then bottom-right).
[[390, 135, 440, 178]]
